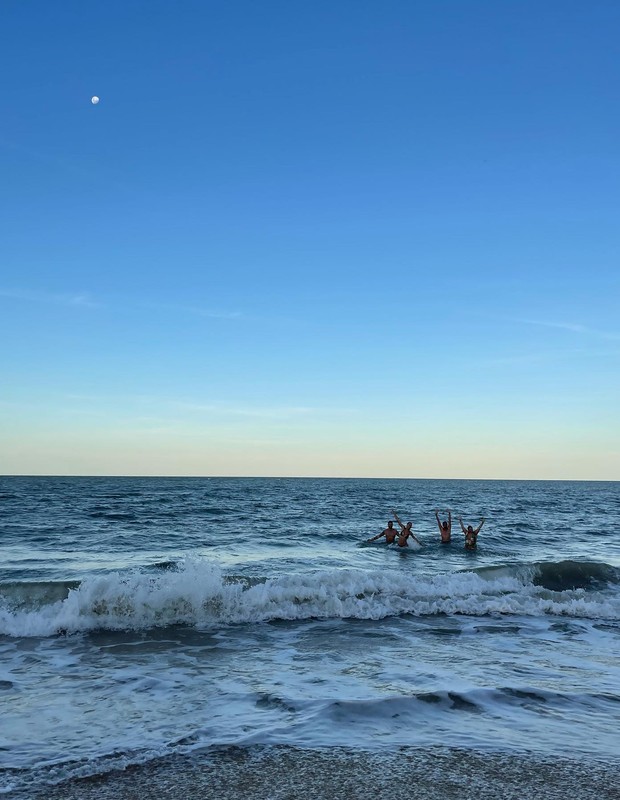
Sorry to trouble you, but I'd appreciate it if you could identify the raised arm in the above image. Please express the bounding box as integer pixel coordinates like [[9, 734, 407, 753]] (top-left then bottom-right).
[[435, 510, 442, 531], [392, 510, 405, 531], [474, 518, 485, 534], [459, 517, 467, 534]]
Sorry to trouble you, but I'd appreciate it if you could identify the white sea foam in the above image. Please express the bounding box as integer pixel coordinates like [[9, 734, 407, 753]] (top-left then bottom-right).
[[1, 559, 619, 637]]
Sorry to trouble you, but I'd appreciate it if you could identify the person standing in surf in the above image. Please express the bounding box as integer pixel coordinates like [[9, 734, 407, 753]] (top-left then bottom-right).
[[367, 520, 398, 544], [435, 509, 452, 543], [392, 510, 423, 548], [459, 516, 485, 550]]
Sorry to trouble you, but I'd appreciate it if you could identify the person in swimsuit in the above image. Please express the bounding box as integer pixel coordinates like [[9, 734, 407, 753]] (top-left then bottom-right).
[[367, 520, 398, 544], [392, 510, 423, 548], [459, 516, 485, 550], [435, 510, 452, 543]]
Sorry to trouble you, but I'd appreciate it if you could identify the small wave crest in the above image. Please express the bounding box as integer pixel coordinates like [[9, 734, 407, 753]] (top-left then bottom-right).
[[325, 684, 620, 722], [0, 580, 80, 611], [1, 558, 620, 638], [475, 560, 620, 591], [532, 560, 620, 591]]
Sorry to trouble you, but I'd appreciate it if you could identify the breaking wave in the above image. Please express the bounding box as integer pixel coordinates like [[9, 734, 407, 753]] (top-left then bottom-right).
[[1, 559, 619, 637]]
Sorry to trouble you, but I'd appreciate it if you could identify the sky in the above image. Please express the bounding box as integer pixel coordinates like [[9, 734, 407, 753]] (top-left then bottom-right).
[[1, 0, 619, 479]]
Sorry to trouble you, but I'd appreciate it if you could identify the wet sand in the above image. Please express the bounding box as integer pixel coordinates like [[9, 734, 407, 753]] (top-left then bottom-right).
[[35, 746, 620, 800]]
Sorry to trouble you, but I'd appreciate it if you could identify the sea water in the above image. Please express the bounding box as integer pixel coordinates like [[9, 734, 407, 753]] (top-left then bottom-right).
[[1, 477, 619, 796]]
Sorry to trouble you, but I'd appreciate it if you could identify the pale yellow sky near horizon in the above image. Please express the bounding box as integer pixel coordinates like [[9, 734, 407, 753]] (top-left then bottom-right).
[[2, 431, 618, 480], [2, 390, 618, 480]]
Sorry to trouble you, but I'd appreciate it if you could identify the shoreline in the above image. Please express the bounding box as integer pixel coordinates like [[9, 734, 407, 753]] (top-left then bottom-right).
[[32, 745, 620, 800]]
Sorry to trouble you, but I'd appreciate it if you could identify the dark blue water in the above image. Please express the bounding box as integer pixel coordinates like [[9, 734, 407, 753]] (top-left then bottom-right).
[[1, 477, 620, 796]]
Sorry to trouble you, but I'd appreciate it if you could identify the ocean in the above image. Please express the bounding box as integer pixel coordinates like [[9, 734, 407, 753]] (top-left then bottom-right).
[[1, 476, 619, 799]]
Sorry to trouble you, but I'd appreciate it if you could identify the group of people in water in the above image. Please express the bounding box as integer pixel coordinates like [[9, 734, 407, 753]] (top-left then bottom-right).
[[368, 509, 485, 550]]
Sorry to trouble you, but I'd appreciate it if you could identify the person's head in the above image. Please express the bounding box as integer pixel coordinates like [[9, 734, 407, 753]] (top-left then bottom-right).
[[387, 521, 394, 528], [442, 521, 448, 531], [467, 525, 474, 533], [406, 522, 412, 530]]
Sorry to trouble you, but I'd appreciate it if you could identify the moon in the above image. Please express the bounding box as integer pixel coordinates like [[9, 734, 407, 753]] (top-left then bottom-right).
[[91, 96, 100, 105]]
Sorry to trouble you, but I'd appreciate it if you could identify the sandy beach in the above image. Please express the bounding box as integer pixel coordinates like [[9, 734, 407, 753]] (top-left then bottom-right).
[[36, 746, 620, 800]]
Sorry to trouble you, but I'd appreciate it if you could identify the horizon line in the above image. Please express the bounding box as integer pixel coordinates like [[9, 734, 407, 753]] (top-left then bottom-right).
[[1, 473, 618, 483]]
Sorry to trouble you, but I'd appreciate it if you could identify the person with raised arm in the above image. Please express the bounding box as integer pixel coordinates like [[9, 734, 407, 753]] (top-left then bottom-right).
[[391, 510, 423, 548], [459, 516, 485, 550], [367, 520, 398, 544], [435, 509, 452, 543]]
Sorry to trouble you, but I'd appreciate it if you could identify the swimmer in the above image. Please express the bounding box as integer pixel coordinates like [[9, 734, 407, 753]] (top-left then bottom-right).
[[459, 516, 485, 550], [392, 510, 423, 548], [367, 520, 398, 544], [435, 509, 452, 543]]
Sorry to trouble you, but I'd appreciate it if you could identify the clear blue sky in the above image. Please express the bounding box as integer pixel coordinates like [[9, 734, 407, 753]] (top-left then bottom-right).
[[1, 0, 619, 478]]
